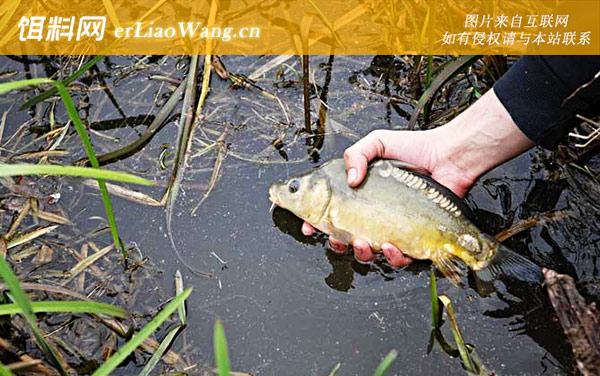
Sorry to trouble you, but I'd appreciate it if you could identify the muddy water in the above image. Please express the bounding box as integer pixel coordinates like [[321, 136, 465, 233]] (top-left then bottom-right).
[[1, 55, 599, 375]]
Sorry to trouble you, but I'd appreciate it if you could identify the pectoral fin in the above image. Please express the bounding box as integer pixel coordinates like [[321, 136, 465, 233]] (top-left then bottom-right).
[[432, 254, 464, 286], [321, 218, 353, 245]]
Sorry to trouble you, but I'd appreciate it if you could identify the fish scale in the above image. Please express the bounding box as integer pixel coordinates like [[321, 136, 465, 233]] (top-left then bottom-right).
[[375, 160, 462, 217]]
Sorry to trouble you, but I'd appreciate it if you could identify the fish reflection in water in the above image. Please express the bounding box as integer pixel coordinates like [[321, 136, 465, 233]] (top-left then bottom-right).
[[272, 206, 407, 292], [273, 206, 436, 292]]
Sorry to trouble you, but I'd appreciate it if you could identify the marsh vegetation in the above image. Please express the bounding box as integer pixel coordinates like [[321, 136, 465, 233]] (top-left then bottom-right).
[[0, 55, 598, 375]]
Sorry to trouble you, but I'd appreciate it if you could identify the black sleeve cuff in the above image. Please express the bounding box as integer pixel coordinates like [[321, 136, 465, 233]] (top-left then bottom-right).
[[494, 56, 600, 149]]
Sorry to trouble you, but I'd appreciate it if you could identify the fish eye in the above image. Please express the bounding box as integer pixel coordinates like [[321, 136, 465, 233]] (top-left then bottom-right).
[[288, 179, 300, 193]]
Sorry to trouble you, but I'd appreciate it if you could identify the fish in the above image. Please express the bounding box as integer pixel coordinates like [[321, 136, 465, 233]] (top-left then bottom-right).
[[268, 158, 541, 284]]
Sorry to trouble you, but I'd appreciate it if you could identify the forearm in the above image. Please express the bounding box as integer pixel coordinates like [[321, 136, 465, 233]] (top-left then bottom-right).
[[434, 88, 535, 180]]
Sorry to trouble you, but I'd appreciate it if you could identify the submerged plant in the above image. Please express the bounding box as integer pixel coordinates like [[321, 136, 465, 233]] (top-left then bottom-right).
[[408, 55, 482, 130], [373, 349, 399, 376], [0, 77, 136, 257], [18, 55, 105, 110], [1, 241, 193, 374], [138, 270, 188, 376], [0, 253, 69, 375], [91, 287, 192, 376], [429, 271, 487, 375]]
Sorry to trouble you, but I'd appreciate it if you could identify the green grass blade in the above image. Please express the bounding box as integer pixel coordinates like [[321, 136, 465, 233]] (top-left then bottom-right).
[[0, 362, 15, 376], [425, 55, 434, 88], [0, 164, 153, 185], [52, 82, 126, 256], [138, 325, 182, 376], [99, 181, 123, 254], [91, 287, 192, 376], [18, 55, 104, 110], [430, 269, 440, 328], [0, 301, 128, 319], [1, 78, 129, 256], [0, 256, 68, 375], [373, 349, 398, 376], [139, 271, 186, 376], [439, 295, 476, 373], [214, 319, 231, 376], [52, 83, 99, 166], [328, 361, 342, 376], [0, 78, 56, 94]]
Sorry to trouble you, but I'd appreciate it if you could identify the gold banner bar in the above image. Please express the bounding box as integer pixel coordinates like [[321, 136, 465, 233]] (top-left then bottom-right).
[[0, 0, 597, 55]]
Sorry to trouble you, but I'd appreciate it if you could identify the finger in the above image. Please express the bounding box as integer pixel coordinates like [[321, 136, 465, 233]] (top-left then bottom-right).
[[301, 222, 316, 236], [352, 238, 376, 263], [328, 236, 348, 253], [343, 130, 388, 187], [381, 243, 413, 267]]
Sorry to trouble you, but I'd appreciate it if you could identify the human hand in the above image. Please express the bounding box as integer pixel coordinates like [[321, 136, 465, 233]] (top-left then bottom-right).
[[302, 89, 535, 267], [302, 126, 474, 267]]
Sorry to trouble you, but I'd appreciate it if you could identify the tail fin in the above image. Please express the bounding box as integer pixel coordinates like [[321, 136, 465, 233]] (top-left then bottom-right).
[[475, 244, 542, 284]]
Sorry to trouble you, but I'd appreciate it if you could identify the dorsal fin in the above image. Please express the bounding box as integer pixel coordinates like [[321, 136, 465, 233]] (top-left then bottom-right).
[[373, 160, 469, 218], [386, 160, 431, 176], [415, 169, 475, 220]]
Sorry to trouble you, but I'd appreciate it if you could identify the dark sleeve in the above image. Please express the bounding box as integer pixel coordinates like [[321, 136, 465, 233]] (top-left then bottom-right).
[[494, 56, 600, 149]]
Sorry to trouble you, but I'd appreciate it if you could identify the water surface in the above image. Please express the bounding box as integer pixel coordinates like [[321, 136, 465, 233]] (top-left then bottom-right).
[[1, 55, 598, 375]]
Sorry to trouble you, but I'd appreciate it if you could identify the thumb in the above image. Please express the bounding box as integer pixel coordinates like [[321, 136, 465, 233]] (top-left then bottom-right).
[[343, 130, 387, 187]]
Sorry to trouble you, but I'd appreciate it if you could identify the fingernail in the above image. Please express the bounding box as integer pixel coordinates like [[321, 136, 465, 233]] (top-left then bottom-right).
[[347, 168, 357, 185]]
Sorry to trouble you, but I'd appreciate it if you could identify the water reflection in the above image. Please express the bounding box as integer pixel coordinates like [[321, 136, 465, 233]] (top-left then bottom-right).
[[272, 206, 402, 292]]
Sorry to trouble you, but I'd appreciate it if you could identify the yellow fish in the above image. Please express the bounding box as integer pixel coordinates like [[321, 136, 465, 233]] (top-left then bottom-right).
[[269, 159, 541, 284]]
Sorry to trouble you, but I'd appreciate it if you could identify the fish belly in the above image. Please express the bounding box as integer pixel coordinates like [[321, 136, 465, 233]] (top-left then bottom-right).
[[322, 192, 444, 261]]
